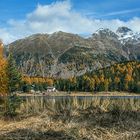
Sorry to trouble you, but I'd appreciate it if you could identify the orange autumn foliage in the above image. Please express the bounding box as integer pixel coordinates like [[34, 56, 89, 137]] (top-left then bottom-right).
[[0, 41, 8, 96], [23, 76, 54, 86]]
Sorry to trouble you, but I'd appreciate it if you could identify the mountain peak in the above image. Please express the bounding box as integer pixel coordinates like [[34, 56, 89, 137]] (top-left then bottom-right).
[[116, 26, 140, 44], [116, 27, 132, 34], [96, 28, 112, 33], [93, 28, 118, 38], [116, 27, 133, 41]]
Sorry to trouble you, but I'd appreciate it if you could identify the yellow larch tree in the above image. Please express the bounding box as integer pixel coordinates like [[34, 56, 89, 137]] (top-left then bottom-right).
[[0, 40, 8, 95]]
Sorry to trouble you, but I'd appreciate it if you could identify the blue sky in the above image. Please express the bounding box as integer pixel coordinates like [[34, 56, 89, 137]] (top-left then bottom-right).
[[0, 0, 140, 21], [0, 0, 140, 43]]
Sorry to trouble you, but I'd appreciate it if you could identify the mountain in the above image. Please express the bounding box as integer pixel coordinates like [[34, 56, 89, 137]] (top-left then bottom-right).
[[7, 27, 140, 78], [116, 27, 140, 60]]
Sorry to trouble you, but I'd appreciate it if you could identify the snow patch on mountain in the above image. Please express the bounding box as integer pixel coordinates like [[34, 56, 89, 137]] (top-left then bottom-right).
[[116, 27, 140, 44]]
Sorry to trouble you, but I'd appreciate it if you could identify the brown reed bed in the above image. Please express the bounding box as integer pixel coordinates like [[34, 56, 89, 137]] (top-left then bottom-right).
[[0, 96, 140, 140]]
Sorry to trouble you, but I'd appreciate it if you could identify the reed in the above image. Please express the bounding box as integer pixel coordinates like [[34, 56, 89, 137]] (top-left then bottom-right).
[[0, 96, 140, 140], [19, 96, 140, 116]]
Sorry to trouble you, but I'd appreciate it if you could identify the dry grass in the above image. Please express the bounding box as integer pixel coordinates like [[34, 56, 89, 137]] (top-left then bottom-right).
[[0, 97, 140, 140]]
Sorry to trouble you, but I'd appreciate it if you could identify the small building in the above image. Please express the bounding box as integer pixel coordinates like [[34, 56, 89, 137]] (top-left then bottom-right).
[[30, 89, 35, 94], [47, 86, 57, 92]]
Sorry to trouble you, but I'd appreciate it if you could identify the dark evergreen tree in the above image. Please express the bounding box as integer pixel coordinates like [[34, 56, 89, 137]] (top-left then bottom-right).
[[21, 81, 30, 92], [7, 54, 22, 94]]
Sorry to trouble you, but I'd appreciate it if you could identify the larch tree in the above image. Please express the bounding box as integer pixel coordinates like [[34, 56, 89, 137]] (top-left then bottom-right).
[[0, 40, 8, 95]]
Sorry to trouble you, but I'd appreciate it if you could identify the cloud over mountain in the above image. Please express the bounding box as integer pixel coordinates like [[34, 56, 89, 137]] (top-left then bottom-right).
[[1, 0, 140, 44]]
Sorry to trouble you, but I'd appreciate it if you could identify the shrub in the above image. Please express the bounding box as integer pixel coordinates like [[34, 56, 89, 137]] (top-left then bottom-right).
[[4, 94, 21, 118]]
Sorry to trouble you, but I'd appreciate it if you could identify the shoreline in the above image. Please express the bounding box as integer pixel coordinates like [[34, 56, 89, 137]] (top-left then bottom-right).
[[17, 91, 140, 97]]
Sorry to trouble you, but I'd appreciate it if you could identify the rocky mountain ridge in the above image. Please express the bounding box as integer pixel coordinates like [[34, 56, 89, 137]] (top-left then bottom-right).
[[7, 27, 140, 78]]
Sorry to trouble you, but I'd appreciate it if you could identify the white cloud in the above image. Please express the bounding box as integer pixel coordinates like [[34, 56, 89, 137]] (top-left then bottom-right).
[[0, 28, 17, 44], [0, 0, 140, 44], [102, 8, 140, 17]]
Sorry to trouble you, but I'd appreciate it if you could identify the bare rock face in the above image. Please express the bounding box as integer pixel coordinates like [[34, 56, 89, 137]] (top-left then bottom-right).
[[7, 27, 140, 78]]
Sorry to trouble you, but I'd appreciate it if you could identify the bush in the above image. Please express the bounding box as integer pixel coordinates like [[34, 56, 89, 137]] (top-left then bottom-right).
[[4, 94, 21, 118]]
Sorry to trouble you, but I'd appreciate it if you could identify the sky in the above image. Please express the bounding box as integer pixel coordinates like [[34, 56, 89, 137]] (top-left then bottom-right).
[[0, 0, 140, 44]]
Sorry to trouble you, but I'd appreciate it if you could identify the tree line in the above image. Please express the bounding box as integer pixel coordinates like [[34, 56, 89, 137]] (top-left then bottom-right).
[[55, 61, 140, 93], [21, 76, 54, 92], [21, 61, 140, 93]]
